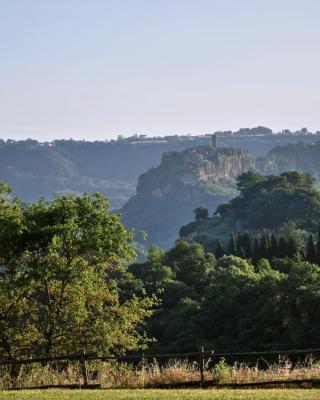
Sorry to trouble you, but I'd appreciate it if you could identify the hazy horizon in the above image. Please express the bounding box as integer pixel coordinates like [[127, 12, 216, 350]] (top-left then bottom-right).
[[1, 0, 320, 141], [0, 125, 319, 143]]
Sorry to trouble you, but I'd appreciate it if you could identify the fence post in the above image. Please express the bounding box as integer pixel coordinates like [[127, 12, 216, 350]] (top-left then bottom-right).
[[205, 349, 214, 370], [199, 346, 205, 387], [81, 348, 89, 387]]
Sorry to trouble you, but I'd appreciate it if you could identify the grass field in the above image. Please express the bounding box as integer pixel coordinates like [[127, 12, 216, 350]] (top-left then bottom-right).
[[1, 389, 320, 400]]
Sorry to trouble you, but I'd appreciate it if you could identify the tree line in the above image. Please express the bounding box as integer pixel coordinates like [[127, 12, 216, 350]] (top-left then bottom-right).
[[129, 240, 320, 351], [215, 226, 320, 265]]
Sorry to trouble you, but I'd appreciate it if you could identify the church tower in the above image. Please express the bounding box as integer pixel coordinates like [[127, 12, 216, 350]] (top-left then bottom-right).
[[211, 134, 217, 149]]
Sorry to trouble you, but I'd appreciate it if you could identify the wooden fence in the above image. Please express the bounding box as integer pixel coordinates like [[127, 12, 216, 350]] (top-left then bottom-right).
[[2, 347, 320, 390]]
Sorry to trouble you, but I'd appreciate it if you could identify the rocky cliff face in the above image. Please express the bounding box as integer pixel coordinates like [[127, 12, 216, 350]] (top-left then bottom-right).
[[136, 146, 254, 197], [120, 145, 254, 248]]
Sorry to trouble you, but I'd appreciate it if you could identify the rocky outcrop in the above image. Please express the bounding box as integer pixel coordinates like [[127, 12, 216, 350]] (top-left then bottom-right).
[[136, 146, 254, 197], [120, 145, 254, 248]]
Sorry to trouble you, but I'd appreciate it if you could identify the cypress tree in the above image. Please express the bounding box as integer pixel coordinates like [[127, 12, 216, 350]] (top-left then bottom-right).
[[270, 233, 279, 259], [317, 225, 320, 264], [316, 238, 320, 265], [260, 231, 270, 259], [278, 236, 288, 258], [227, 232, 237, 256], [236, 233, 243, 256], [215, 241, 225, 259], [241, 232, 252, 259], [253, 238, 260, 263], [307, 234, 317, 264], [287, 236, 298, 258]]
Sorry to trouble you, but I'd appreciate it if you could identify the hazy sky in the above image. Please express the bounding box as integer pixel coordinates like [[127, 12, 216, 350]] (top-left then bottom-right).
[[1, 0, 320, 141]]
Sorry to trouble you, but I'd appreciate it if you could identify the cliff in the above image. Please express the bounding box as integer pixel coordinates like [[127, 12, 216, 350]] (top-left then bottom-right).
[[136, 146, 254, 197], [121, 146, 254, 249]]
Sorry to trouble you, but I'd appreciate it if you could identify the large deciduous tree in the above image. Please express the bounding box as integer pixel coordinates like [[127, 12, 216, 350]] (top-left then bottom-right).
[[0, 186, 153, 359]]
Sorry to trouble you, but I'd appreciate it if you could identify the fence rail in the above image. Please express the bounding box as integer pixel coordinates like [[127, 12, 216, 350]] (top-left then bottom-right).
[[213, 348, 320, 357], [1, 347, 320, 365], [1, 346, 320, 390]]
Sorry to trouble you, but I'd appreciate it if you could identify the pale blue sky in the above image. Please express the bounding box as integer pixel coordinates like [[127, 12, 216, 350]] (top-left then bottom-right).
[[1, 0, 320, 140]]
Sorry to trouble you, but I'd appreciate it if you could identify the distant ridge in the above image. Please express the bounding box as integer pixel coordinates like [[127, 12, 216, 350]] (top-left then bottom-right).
[[0, 128, 318, 208]]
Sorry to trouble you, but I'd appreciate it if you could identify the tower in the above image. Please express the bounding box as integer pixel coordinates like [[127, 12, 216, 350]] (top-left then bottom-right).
[[212, 134, 217, 149]]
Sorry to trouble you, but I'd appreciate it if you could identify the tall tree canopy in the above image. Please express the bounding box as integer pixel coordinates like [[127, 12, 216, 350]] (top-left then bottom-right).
[[0, 184, 153, 359], [215, 171, 320, 231], [130, 241, 320, 351]]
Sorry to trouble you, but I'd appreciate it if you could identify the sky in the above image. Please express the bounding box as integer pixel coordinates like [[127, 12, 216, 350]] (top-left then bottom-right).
[[0, 0, 320, 141]]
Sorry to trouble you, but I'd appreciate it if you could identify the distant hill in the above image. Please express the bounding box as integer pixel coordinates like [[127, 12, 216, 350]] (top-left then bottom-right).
[[0, 129, 319, 208], [120, 145, 253, 248], [257, 141, 320, 180], [0, 139, 135, 208], [121, 140, 320, 249]]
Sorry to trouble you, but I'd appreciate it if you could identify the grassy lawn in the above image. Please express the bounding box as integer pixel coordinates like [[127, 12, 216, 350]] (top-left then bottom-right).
[[1, 389, 320, 400]]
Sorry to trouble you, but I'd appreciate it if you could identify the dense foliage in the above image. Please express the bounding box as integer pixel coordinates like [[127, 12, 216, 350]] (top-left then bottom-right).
[[180, 171, 320, 251], [214, 226, 320, 265], [0, 184, 153, 359], [216, 171, 320, 231], [129, 241, 320, 351], [194, 206, 209, 221]]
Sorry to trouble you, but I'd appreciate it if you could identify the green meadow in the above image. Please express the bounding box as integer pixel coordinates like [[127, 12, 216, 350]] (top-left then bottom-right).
[[1, 389, 320, 400]]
